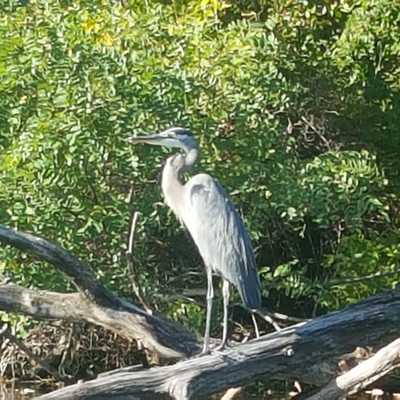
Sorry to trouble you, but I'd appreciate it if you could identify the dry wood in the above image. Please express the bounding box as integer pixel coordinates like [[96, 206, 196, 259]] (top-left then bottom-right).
[[220, 387, 242, 400], [0, 225, 200, 359], [305, 338, 400, 400], [125, 210, 151, 312], [34, 290, 400, 400], [1, 225, 400, 400]]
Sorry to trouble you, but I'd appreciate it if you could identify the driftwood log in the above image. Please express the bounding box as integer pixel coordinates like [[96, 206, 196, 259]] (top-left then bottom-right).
[[34, 290, 400, 400], [1, 225, 400, 399], [305, 338, 400, 400], [0, 225, 200, 359]]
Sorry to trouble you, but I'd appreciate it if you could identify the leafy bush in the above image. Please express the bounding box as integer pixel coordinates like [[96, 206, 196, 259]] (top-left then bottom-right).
[[0, 0, 399, 333]]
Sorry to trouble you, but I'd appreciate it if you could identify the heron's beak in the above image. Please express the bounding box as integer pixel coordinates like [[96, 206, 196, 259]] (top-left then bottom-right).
[[128, 132, 185, 150], [127, 134, 166, 146]]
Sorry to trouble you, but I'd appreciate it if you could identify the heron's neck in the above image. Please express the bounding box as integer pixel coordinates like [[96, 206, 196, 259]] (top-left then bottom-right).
[[161, 148, 198, 218], [182, 148, 199, 171], [161, 157, 184, 218]]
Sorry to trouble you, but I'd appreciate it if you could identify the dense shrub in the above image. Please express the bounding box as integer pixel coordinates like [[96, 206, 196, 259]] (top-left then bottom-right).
[[0, 0, 399, 334]]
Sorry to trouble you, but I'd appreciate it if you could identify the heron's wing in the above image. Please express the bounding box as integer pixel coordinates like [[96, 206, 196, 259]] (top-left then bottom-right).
[[182, 174, 261, 309]]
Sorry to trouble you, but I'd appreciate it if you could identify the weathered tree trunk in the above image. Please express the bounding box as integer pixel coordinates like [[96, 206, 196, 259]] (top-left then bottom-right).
[[1, 225, 400, 400], [304, 338, 400, 400], [0, 225, 200, 359], [33, 289, 400, 400]]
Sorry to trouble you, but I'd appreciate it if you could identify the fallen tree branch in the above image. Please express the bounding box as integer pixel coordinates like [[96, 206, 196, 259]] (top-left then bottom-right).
[[304, 338, 400, 400], [34, 289, 400, 400], [2, 225, 400, 399], [0, 226, 116, 307], [0, 225, 200, 359]]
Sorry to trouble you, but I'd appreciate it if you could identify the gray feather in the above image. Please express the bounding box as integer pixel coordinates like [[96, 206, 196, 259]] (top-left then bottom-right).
[[181, 174, 261, 310]]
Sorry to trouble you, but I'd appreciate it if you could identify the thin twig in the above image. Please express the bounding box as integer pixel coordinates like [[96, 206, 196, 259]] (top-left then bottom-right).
[[326, 268, 400, 288], [221, 387, 242, 400], [0, 323, 71, 383], [127, 211, 139, 256], [234, 304, 282, 332], [259, 309, 306, 324], [232, 303, 303, 331], [126, 210, 152, 313], [256, 311, 282, 332], [251, 312, 261, 336], [301, 115, 331, 149]]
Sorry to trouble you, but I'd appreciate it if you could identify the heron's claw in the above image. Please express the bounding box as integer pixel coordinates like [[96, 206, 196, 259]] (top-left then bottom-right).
[[214, 340, 230, 352], [196, 342, 229, 357], [196, 347, 211, 357]]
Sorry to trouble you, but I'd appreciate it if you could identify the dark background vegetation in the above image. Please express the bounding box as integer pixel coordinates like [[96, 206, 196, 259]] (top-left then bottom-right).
[[0, 0, 399, 345]]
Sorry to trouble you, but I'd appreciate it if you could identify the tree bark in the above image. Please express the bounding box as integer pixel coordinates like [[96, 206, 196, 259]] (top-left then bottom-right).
[[0, 225, 200, 359], [304, 338, 400, 400], [1, 225, 400, 400], [34, 290, 400, 400]]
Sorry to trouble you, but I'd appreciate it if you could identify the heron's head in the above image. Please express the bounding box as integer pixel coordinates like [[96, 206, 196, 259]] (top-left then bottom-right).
[[128, 127, 198, 153]]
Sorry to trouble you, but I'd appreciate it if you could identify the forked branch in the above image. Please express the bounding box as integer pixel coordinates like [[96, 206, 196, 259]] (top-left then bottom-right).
[[0, 225, 200, 359], [1, 225, 400, 400], [305, 338, 400, 400], [35, 290, 400, 399]]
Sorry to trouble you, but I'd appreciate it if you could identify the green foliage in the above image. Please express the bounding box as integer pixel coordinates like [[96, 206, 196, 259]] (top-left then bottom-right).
[[0, 311, 31, 338], [167, 301, 205, 334], [321, 232, 400, 309], [0, 0, 399, 336], [332, 0, 400, 188], [274, 150, 389, 229]]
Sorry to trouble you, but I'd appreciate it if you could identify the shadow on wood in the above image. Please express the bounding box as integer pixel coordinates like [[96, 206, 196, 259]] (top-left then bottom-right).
[[1, 225, 399, 400], [35, 290, 400, 399], [0, 225, 200, 359]]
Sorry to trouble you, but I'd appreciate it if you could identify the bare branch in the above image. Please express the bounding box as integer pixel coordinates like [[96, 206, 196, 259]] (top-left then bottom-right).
[[0, 282, 87, 320], [305, 338, 400, 400], [326, 269, 400, 287], [262, 310, 305, 324], [0, 280, 199, 360], [220, 387, 242, 400], [34, 289, 400, 400], [126, 211, 151, 312], [0, 226, 200, 359], [253, 310, 281, 331], [0, 225, 119, 308]]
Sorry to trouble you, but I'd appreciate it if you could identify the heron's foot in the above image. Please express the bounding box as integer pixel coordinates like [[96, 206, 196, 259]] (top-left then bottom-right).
[[196, 343, 212, 357], [196, 348, 211, 357], [214, 340, 230, 352], [196, 344, 229, 357]]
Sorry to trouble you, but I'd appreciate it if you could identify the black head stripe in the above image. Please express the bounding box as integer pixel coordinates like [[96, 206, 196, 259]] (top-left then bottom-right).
[[168, 127, 193, 137]]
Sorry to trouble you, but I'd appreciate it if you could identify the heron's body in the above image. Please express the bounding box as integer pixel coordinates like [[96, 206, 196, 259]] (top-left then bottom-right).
[[163, 159, 260, 309], [129, 128, 261, 353]]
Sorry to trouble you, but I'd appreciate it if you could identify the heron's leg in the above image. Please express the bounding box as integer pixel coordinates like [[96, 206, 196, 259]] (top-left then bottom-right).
[[217, 278, 230, 350], [202, 267, 214, 354], [251, 312, 260, 338]]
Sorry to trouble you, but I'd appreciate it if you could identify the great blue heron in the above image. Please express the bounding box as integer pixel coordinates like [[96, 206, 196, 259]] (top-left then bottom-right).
[[128, 127, 261, 353]]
